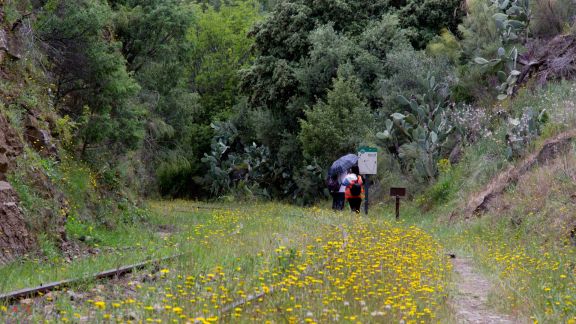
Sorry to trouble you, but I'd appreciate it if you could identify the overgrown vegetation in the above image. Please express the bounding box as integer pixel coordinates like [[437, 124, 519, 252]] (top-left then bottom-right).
[[406, 80, 576, 322], [0, 0, 572, 208], [11, 0, 575, 203], [1, 202, 453, 323], [1, 0, 576, 321]]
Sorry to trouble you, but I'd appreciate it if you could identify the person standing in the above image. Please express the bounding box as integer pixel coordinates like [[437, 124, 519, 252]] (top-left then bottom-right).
[[344, 166, 363, 213], [328, 173, 345, 210], [336, 171, 348, 210]]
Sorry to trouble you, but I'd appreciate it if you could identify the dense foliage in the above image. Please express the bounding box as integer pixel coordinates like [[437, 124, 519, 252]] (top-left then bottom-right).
[[28, 0, 576, 203], [39, 0, 143, 159]]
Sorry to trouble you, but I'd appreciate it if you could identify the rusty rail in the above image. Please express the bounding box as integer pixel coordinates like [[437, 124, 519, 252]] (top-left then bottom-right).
[[217, 225, 349, 316], [0, 254, 186, 304], [1, 205, 242, 305]]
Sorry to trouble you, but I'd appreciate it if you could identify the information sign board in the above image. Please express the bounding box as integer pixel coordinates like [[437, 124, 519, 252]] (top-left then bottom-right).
[[389, 187, 407, 197], [358, 147, 377, 175]]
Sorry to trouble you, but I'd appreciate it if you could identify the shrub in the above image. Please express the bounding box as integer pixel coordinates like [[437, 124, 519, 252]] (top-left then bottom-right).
[[426, 28, 462, 63], [38, 0, 143, 158], [201, 121, 279, 199], [530, 0, 576, 38], [156, 153, 196, 197], [360, 14, 412, 59], [449, 104, 493, 144], [504, 107, 549, 160], [396, 0, 464, 49], [458, 0, 501, 59], [379, 48, 455, 115], [292, 161, 327, 206], [299, 76, 373, 164]]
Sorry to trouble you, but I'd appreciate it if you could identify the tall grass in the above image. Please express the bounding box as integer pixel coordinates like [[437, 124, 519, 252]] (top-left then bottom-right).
[[399, 82, 576, 322]]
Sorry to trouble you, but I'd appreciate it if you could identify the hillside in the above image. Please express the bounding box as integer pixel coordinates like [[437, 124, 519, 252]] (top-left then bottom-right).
[[0, 0, 575, 322], [0, 0, 146, 265]]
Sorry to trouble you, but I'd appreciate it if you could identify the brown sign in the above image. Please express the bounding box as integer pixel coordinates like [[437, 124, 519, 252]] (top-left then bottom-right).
[[390, 187, 406, 197]]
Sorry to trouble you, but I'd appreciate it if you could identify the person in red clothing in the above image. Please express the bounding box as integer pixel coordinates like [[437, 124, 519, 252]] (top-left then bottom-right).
[[343, 166, 364, 213]]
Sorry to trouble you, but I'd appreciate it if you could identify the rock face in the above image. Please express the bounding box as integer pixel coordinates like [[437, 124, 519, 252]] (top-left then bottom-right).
[[0, 28, 8, 65], [0, 23, 23, 65], [464, 130, 576, 218], [0, 181, 35, 264], [0, 114, 36, 263], [0, 114, 23, 179], [25, 113, 59, 159]]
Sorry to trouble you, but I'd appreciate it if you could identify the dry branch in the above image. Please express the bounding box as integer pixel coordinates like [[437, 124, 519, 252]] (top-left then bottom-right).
[[517, 35, 576, 91]]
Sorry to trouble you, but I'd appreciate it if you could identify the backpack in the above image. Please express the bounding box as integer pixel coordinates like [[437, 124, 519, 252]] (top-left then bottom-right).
[[327, 176, 340, 193], [350, 181, 362, 196]]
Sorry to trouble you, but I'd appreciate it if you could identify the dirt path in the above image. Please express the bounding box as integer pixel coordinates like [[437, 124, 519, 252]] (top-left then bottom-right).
[[451, 257, 520, 324]]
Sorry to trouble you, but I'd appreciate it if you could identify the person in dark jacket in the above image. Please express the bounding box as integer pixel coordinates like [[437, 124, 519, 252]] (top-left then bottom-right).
[[328, 173, 345, 210]]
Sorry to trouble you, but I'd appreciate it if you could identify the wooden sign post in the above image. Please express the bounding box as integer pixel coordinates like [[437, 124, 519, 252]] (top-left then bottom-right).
[[389, 187, 406, 220], [358, 147, 377, 215]]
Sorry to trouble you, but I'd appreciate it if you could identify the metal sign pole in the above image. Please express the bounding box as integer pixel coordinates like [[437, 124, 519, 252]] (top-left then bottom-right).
[[358, 146, 377, 215], [395, 195, 400, 220], [364, 175, 369, 215], [389, 187, 406, 221]]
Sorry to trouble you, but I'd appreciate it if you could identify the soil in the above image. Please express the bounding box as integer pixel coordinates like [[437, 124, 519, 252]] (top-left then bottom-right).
[[464, 130, 576, 218], [451, 257, 521, 324], [0, 181, 36, 264], [0, 114, 23, 179], [156, 224, 176, 240]]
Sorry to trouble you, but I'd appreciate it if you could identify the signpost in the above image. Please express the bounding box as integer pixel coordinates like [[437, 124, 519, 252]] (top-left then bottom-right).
[[358, 147, 377, 215], [358, 147, 377, 175], [389, 187, 407, 220]]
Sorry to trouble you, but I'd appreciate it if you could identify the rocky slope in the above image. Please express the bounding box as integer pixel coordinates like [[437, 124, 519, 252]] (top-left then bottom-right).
[[0, 5, 68, 263]]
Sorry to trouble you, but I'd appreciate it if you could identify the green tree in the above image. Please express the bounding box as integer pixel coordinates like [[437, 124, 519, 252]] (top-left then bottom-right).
[[241, 0, 400, 112], [299, 77, 372, 165], [189, 0, 262, 119], [111, 0, 261, 196], [396, 0, 464, 48], [38, 0, 143, 159], [360, 14, 411, 59], [236, 0, 439, 201], [107, 0, 198, 195], [160, 1, 262, 197], [112, 0, 194, 76]]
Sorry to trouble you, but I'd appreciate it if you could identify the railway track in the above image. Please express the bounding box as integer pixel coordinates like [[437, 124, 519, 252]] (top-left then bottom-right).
[[0, 205, 239, 306], [0, 253, 187, 305], [216, 225, 349, 317], [2, 223, 349, 320]]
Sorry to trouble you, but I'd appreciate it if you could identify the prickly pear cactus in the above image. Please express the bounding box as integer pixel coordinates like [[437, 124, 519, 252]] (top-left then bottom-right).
[[377, 75, 455, 180]]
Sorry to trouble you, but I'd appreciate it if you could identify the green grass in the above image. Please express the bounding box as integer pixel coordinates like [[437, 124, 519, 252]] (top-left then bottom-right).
[[1, 194, 573, 322], [386, 192, 575, 323], [0, 216, 170, 294], [394, 140, 576, 322], [1, 201, 452, 323], [378, 81, 576, 321]]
